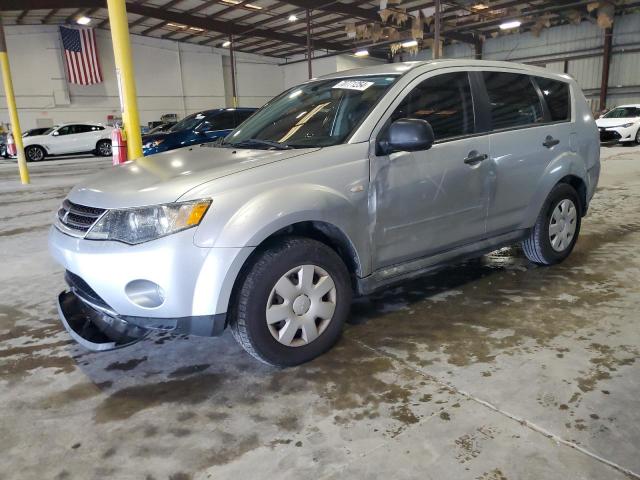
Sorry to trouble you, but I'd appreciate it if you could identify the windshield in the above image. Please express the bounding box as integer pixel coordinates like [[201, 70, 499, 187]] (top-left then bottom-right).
[[42, 127, 57, 135], [169, 113, 207, 132], [224, 75, 397, 149], [603, 107, 640, 118]]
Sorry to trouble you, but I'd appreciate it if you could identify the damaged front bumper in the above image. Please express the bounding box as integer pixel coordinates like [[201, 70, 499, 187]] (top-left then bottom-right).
[[57, 289, 227, 352]]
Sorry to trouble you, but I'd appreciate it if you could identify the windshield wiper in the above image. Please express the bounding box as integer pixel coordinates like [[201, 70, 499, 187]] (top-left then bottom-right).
[[227, 138, 293, 150]]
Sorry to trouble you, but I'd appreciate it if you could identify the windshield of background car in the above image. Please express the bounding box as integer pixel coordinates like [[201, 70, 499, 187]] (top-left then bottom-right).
[[224, 75, 398, 148], [603, 107, 640, 118], [42, 127, 56, 135], [169, 113, 208, 132]]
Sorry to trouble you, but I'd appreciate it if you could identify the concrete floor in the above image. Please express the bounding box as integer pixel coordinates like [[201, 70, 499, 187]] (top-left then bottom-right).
[[1, 147, 639, 480]]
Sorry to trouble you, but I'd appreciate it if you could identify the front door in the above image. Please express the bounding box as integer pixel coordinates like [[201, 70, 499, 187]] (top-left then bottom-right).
[[371, 71, 492, 269], [49, 125, 81, 154]]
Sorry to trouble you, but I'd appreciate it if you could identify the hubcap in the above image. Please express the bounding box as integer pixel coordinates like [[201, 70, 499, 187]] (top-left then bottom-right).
[[100, 143, 112, 155], [549, 199, 577, 252], [265, 264, 337, 347], [28, 148, 42, 161]]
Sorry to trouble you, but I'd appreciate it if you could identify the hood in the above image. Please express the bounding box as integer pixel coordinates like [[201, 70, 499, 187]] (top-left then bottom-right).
[[596, 117, 639, 128], [23, 134, 51, 143], [67, 144, 318, 209]]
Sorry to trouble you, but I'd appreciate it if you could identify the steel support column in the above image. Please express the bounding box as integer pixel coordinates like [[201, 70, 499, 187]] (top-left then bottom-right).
[[306, 8, 312, 79], [433, 0, 441, 59], [107, 0, 143, 160], [229, 34, 238, 107], [0, 19, 29, 184], [599, 27, 613, 111], [474, 35, 483, 60]]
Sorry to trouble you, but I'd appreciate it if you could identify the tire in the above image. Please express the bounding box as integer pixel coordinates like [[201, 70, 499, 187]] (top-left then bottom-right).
[[522, 183, 581, 265], [229, 236, 352, 367], [25, 145, 45, 162], [95, 139, 112, 157], [635, 128, 640, 145]]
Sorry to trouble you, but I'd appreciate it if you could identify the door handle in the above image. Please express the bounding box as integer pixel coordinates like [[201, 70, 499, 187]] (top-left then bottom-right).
[[464, 152, 488, 165], [543, 136, 560, 148]]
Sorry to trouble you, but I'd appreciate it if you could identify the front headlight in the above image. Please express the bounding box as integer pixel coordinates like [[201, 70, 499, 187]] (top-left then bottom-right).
[[621, 122, 634, 128], [86, 199, 211, 244]]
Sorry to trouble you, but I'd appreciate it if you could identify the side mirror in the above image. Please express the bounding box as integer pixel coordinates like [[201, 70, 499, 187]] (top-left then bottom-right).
[[378, 118, 435, 155], [52, 131, 59, 136]]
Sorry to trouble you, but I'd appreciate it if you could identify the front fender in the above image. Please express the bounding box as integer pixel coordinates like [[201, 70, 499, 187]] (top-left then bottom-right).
[[520, 152, 588, 228], [194, 184, 362, 251], [192, 184, 367, 315]]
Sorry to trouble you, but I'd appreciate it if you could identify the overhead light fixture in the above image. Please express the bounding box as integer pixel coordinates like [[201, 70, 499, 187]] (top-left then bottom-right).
[[500, 20, 521, 30], [189, 27, 204, 32], [471, 3, 489, 10], [76, 16, 91, 25], [354, 49, 369, 57], [167, 22, 187, 29], [401, 39, 418, 48], [222, 40, 231, 47], [288, 14, 298, 22]]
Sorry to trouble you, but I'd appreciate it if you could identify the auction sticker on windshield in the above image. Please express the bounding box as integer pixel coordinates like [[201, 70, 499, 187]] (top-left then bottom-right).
[[333, 80, 374, 91]]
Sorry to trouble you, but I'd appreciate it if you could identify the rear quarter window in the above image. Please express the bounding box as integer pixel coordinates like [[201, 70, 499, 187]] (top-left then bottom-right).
[[534, 77, 571, 122]]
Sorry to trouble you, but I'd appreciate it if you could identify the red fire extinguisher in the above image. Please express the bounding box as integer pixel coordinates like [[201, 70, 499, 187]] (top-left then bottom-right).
[[6, 133, 17, 157], [111, 127, 127, 165]]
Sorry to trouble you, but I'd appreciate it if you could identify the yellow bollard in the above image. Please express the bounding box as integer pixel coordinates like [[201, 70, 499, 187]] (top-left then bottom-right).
[[0, 20, 29, 184], [106, 0, 143, 160]]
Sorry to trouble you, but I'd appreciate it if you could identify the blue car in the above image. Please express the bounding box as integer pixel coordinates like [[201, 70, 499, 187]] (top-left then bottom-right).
[[142, 108, 256, 156]]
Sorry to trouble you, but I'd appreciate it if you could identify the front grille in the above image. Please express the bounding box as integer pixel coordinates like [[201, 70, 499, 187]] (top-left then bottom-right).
[[56, 199, 106, 236], [599, 129, 621, 142]]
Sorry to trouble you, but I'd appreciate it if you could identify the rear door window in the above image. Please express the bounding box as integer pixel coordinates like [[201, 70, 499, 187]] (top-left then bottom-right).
[[73, 125, 95, 134], [203, 112, 236, 131], [534, 77, 571, 122], [482, 72, 544, 130]]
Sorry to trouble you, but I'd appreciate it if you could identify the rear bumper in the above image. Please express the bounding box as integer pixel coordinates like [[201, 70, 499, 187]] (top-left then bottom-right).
[[58, 290, 226, 352]]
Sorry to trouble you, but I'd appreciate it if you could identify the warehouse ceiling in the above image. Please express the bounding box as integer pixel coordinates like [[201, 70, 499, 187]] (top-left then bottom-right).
[[1, 0, 640, 59]]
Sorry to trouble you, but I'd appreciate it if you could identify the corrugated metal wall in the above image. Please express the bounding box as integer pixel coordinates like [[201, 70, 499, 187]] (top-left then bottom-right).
[[401, 12, 640, 109]]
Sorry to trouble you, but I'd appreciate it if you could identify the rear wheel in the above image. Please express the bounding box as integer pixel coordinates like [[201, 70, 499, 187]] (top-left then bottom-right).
[[229, 236, 352, 367], [25, 145, 45, 162], [95, 139, 112, 157], [635, 128, 640, 145], [522, 183, 581, 265]]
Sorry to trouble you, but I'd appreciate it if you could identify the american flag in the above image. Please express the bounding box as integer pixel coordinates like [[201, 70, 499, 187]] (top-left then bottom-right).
[[59, 26, 103, 85]]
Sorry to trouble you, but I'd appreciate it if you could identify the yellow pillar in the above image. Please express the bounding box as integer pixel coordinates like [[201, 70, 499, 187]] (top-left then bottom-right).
[[107, 0, 143, 160], [0, 20, 29, 184]]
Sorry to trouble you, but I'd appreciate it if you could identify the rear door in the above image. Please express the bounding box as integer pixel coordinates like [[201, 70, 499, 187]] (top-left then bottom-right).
[[481, 71, 573, 234], [74, 124, 102, 151]]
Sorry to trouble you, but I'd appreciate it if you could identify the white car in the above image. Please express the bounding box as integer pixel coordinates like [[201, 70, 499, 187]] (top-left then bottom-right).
[[22, 123, 113, 162], [596, 104, 640, 144]]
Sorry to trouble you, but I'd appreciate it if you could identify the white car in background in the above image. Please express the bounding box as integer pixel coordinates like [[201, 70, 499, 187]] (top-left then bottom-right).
[[596, 104, 640, 144], [22, 123, 113, 162]]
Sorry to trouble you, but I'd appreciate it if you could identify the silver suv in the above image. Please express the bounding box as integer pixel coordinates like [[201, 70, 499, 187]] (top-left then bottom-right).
[[50, 60, 600, 366]]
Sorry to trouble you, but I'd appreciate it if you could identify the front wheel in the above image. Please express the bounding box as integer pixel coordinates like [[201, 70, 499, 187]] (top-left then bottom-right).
[[635, 128, 640, 145], [522, 183, 581, 265], [229, 237, 352, 367], [95, 139, 112, 157], [25, 145, 45, 162]]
